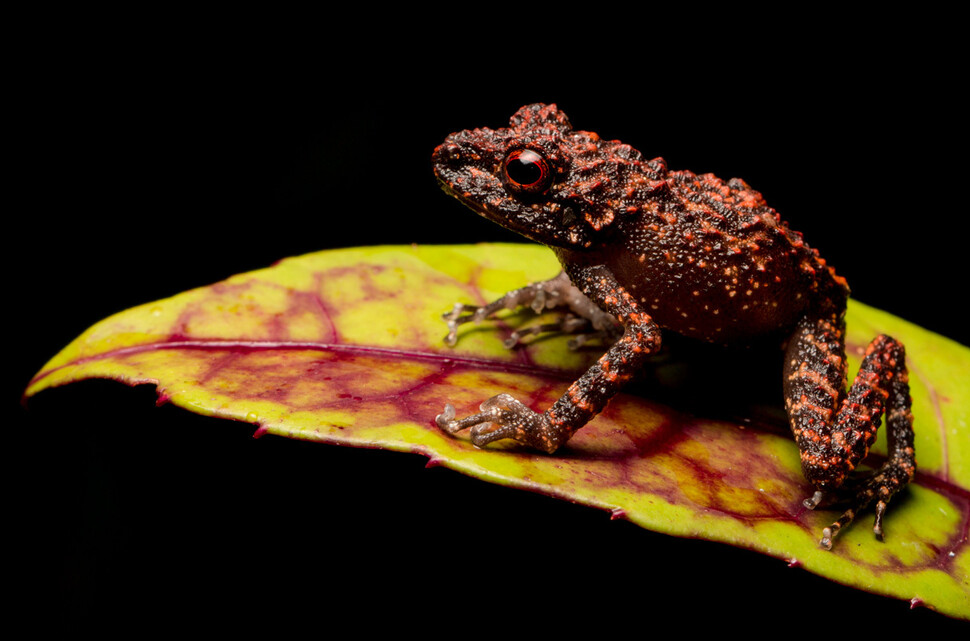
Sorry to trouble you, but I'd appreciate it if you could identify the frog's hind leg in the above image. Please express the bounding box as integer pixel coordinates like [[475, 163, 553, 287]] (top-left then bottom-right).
[[442, 270, 620, 348], [784, 312, 916, 550]]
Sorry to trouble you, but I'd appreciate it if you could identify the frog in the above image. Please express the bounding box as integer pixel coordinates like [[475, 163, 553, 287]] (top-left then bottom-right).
[[431, 103, 916, 550]]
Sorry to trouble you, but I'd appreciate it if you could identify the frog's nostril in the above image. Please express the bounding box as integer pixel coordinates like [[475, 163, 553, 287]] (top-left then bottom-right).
[[432, 142, 460, 167]]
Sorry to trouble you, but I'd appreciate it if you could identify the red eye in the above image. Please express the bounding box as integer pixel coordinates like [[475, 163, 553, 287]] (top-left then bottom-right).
[[503, 149, 551, 194]]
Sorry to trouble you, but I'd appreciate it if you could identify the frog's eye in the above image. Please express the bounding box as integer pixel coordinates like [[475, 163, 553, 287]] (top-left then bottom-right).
[[503, 149, 552, 194]]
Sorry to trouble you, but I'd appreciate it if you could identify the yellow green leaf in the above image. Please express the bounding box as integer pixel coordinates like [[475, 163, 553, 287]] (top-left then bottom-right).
[[25, 243, 970, 620]]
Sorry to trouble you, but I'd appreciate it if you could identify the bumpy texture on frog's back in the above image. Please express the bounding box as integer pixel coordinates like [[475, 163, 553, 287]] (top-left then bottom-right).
[[433, 103, 849, 343], [606, 166, 851, 342]]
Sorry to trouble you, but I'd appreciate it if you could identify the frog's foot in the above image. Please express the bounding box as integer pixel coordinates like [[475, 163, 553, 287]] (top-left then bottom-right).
[[442, 271, 620, 347], [435, 393, 565, 453], [806, 459, 916, 550]]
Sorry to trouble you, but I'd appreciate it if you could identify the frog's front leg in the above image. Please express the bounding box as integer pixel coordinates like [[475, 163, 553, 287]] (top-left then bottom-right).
[[784, 309, 916, 549], [436, 265, 661, 453], [442, 270, 620, 348]]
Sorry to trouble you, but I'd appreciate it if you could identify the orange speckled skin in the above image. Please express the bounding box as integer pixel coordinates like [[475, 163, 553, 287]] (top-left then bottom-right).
[[432, 104, 915, 548]]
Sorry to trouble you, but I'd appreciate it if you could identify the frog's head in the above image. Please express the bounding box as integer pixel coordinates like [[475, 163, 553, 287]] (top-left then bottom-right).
[[432, 103, 667, 250]]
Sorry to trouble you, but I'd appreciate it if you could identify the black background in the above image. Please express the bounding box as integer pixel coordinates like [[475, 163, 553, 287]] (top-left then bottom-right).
[[11, 18, 967, 635]]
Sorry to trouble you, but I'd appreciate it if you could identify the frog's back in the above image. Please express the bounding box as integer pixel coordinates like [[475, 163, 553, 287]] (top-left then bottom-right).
[[604, 165, 849, 343]]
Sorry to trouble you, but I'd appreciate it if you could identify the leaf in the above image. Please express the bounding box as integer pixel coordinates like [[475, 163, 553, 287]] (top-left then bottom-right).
[[25, 243, 970, 620]]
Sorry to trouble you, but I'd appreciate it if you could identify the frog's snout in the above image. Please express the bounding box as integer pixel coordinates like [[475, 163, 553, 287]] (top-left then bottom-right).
[[431, 139, 464, 178]]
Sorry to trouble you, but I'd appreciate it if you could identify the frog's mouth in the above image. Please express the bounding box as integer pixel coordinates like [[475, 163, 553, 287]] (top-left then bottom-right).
[[434, 171, 521, 230], [434, 171, 592, 250]]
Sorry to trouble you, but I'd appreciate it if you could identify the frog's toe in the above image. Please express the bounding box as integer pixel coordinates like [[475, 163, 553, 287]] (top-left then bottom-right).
[[435, 404, 460, 433], [500, 314, 599, 349], [819, 505, 868, 550], [434, 399, 504, 436], [819, 515, 851, 550], [802, 490, 825, 510], [873, 500, 887, 540], [441, 303, 488, 346], [469, 422, 512, 447]]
